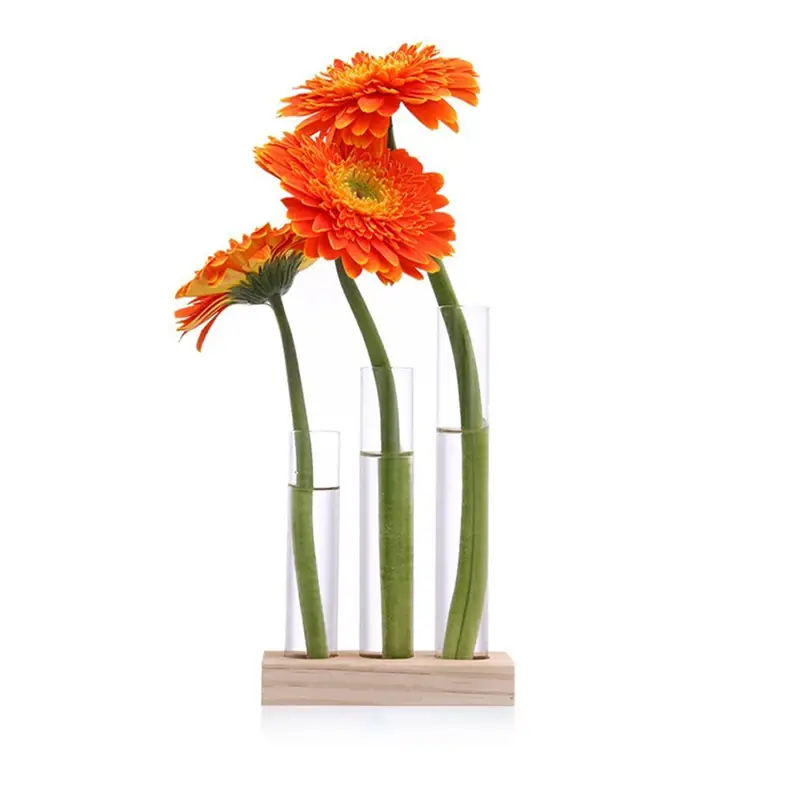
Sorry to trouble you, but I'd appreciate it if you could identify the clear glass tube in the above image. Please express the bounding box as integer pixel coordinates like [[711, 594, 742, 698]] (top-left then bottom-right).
[[359, 366, 414, 658], [436, 306, 490, 658], [285, 430, 340, 657]]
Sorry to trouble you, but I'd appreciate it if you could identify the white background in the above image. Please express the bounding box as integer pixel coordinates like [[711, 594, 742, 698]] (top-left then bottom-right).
[[1, 0, 799, 797]]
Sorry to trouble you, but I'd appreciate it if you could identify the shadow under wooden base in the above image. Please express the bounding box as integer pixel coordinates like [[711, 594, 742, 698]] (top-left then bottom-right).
[[261, 651, 515, 706]]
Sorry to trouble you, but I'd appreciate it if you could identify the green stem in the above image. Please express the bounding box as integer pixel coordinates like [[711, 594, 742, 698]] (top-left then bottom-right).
[[335, 262, 400, 453], [387, 118, 397, 151], [378, 451, 413, 657], [336, 259, 413, 658], [430, 259, 489, 659], [271, 295, 328, 659]]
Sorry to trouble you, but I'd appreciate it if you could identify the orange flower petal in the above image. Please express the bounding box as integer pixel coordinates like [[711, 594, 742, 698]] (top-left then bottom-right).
[[449, 88, 479, 106], [317, 236, 339, 261], [404, 99, 444, 130], [358, 95, 384, 113], [327, 230, 349, 251], [312, 213, 333, 232], [369, 114, 391, 137], [195, 313, 223, 352], [304, 238, 320, 259], [378, 96, 402, 116], [402, 265, 424, 280], [371, 238, 400, 267], [340, 250, 363, 278], [351, 113, 372, 137], [334, 113, 355, 130], [291, 220, 316, 237], [284, 201, 318, 222], [346, 240, 369, 265]]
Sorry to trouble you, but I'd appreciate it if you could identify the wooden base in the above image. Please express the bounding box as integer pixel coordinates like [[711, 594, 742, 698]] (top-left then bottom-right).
[[261, 651, 515, 706]]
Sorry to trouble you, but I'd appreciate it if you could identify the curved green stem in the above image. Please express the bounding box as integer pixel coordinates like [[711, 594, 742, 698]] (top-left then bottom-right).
[[336, 259, 413, 658], [430, 264, 483, 430], [271, 295, 328, 659], [335, 261, 401, 453], [430, 259, 489, 659]]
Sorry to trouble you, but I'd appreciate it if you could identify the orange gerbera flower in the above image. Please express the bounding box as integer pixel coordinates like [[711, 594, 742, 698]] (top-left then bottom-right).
[[175, 222, 313, 350], [279, 43, 479, 152], [254, 132, 455, 284]]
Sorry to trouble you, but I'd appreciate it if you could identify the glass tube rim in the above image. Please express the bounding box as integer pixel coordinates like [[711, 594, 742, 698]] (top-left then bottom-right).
[[358, 365, 414, 376], [437, 303, 490, 314], [288, 429, 341, 489]]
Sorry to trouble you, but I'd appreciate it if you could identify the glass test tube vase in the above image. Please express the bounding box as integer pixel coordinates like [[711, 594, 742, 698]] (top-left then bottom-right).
[[436, 306, 489, 659], [285, 429, 340, 658], [359, 366, 414, 659]]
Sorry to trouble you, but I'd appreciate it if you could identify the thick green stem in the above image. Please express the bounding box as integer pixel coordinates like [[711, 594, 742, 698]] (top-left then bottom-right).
[[430, 260, 489, 659], [271, 295, 328, 659], [335, 262, 400, 453], [378, 452, 413, 657], [336, 259, 413, 658]]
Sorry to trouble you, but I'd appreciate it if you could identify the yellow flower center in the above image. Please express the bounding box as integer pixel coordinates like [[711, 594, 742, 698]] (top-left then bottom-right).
[[337, 52, 409, 86], [330, 163, 394, 215], [346, 168, 382, 201]]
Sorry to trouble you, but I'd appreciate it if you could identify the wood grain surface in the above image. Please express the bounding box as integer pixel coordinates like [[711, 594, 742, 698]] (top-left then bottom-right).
[[261, 651, 515, 706]]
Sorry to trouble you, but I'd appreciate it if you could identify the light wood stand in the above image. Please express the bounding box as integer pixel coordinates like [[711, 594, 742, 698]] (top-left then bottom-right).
[[261, 651, 515, 706]]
